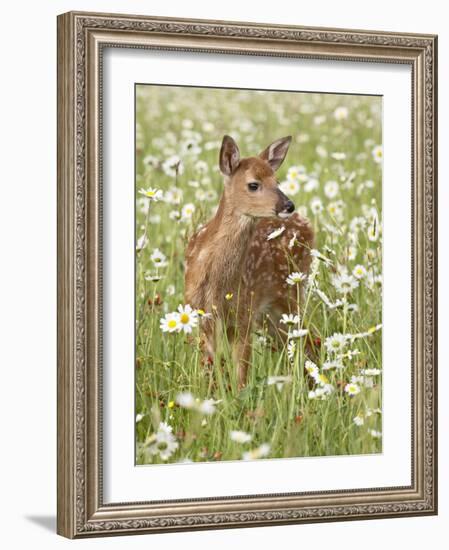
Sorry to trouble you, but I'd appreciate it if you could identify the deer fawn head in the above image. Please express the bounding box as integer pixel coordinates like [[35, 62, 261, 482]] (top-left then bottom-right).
[[219, 135, 295, 219]]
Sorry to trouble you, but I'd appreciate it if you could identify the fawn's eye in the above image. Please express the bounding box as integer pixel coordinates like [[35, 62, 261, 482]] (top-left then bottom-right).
[[248, 182, 260, 192]]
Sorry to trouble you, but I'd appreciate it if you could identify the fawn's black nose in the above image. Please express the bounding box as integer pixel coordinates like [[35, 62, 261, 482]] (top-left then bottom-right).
[[285, 200, 295, 213]]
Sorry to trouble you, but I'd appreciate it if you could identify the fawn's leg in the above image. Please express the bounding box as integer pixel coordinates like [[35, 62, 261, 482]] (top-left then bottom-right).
[[233, 311, 253, 389], [233, 336, 252, 389], [197, 317, 215, 365]]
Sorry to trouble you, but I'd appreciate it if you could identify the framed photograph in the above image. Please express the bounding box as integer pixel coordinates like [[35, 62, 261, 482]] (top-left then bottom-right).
[[57, 11, 438, 538]]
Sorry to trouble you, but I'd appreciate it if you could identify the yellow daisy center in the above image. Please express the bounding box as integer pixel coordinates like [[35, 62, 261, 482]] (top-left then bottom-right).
[[168, 319, 178, 329], [180, 313, 190, 324]]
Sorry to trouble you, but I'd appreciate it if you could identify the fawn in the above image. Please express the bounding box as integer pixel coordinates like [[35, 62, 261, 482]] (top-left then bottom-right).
[[184, 135, 315, 388]]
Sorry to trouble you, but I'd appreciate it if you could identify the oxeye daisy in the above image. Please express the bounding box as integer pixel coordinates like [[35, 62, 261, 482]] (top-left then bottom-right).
[[350, 216, 367, 233], [366, 272, 383, 290], [331, 152, 346, 161], [164, 186, 183, 205], [310, 249, 333, 266], [352, 374, 374, 388], [372, 145, 382, 164], [258, 335, 268, 346], [367, 223, 380, 242], [150, 248, 168, 268], [205, 189, 217, 202], [138, 187, 164, 202], [176, 392, 196, 409], [350, 323, 382, 340], [304, 178, 319, 192], [344, 382, 361, 397], [146, 422, 179, 461], [353, 415, 364, 426], [177, 304, 198, 334], [137, 197, 150, 215], [195, 159, 209, 173], [181, 203, 196, 221], [347, 245, 357, 261], [352, 264, 367, 279], [267, 375, 292, 391], [324, 333, 348, 354], [280, 313, 300, 326], [267, 225, 285, 241], [230, 430, 252, 444], [324, 180, 339, 199], [280, 179, 300, 196], [287, 340, 296, 360], [195, 189, 206, 201], [169, 210, 181, 220], [286, 165, 305, 182], [360, 368, 382, 376], [333, 272, 359, 294], [143, 154, 159, 168], [322, 359, 344, 371], [288, 232, 298, 249], [316, 144, 328, 158], [305, 360, 319, 379], [242, 444, 270, 460], [308, 385, 333, 400], [145, 272, 164, 282], [286, 271, 307, 286], [344, 349, 360, 359], [198, 399, 218, 415], [327, 201, 344, 220], [288, 328, 309, 339], [181, 138, 201, 156], [160, 312, 181, 333], [310, 197, 323, 214], [334, 106, 349, 120], [162, 155, 184, 177], [136, 234, 148, 251]]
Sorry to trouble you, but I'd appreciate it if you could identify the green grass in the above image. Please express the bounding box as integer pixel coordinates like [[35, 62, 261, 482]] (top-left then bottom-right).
[[135, 85, 383, 464]]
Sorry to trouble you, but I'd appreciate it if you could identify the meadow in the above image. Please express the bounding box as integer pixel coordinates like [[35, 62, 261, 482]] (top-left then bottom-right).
[[135, 85, 383, 465]]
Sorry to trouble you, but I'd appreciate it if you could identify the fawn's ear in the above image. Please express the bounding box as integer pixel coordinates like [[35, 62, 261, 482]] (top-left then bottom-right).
[[219, 135, 240, 176], [260, 136, 292, 171]]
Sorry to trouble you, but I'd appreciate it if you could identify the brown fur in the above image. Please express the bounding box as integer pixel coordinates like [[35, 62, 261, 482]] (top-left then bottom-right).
[[184, 136, 315, 388]]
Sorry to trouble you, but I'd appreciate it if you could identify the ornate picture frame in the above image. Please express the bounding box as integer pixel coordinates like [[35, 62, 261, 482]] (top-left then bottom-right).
[[57, 11, 437, 538]]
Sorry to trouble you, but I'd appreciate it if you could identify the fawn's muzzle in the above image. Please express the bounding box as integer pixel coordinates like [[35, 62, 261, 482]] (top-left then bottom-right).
[[276, 190, 295, 219]]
